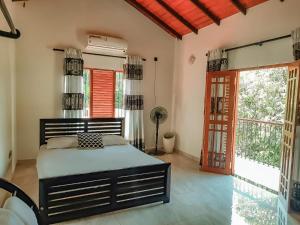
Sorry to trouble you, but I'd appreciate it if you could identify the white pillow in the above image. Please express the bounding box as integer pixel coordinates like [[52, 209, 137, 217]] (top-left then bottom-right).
[[3, 196, 38, 225], [102, 135, 127, 146], [46, 136, 78, 149], [0, 208, 25, 225]]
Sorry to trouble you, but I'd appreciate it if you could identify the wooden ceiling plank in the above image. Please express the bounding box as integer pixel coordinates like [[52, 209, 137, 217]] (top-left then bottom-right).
[[156, 0, 198, 34], [190, 0, 221, 25], [124, 0, 182, 40], [231, 0, 247, 15]]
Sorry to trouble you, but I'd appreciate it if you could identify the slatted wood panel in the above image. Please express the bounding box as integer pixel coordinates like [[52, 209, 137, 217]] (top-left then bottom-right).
[[135, 0, 269, 35], [39, 118, 171, 224], [39, 164, 171, 224], [40, 118, 124, 146], [279, 65, 300, 211], [91, 70, 115, 118], [202, 71, 238, 175]]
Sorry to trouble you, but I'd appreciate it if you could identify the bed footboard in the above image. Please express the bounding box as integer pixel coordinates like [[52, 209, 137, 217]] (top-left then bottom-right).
[[39, 163, 171, 225]]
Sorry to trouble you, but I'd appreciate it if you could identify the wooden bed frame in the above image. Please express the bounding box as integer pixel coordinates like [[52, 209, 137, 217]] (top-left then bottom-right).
[[39, 118, 171, 225]]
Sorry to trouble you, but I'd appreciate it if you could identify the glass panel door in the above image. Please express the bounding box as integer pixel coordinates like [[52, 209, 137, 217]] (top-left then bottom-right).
[[202, 71, 238, 175], [279, 64, 300, 211]]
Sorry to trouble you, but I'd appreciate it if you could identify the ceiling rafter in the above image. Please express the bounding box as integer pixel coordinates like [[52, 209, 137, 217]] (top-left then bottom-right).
[[231, 0, 247, 15], [124, 0, 182, 40], [156, 0, 198, 34], [125, 0, 270, 38], [190, 0, 221, 26]]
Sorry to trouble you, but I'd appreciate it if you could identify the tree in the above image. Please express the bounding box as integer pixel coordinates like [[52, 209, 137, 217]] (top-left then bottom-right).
[[236, 67, 288, 168], [238, 68, 287, 122]]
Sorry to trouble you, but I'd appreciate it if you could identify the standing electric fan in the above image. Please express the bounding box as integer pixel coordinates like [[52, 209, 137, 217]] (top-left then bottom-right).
[[149, 106, 168, 156]]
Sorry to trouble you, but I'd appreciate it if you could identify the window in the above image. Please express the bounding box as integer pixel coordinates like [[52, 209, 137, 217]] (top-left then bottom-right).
[[115, 71, 124, 117], [83, 69, 90, 117], [83, 69, 124, 118], [91, 69, 115, 118]]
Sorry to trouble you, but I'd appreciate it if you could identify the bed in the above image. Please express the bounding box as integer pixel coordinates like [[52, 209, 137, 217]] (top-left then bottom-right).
[[38, 118, 171, 225]]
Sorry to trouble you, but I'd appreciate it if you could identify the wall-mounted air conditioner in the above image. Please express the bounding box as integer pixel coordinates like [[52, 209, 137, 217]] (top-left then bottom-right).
[[86, 35, 128, 56]]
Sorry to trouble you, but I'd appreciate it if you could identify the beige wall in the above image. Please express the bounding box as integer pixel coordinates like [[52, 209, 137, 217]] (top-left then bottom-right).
[[13, 0, 300, 161], [0, 0, 16, 177], [173, 0, 300, 159], [15, 0, 175, 160]]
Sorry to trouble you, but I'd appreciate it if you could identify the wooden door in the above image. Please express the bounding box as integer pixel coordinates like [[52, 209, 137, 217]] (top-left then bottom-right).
[[202, 71, 238, 175], [279, 64, 300, 211]]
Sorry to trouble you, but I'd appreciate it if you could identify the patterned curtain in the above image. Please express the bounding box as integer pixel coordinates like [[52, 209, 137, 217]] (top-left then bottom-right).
[[123, 56, 145, 151], [63, 48, 84, 118], [201, 48, 228, 165], [292, 27, 300, 61], [207, 48, 228, 72]]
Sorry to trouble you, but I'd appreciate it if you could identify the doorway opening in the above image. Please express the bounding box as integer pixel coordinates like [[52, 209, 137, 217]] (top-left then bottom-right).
[[234, 67, 288, 192]]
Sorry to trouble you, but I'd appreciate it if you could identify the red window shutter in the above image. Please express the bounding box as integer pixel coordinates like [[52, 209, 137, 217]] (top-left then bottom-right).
[[91, 70, 115, 118]]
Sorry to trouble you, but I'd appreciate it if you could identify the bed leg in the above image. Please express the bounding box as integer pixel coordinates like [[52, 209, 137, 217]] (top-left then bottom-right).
[[163, 198, 170, 204], [39, 180, 49, 225], [164, 165, 171, 204]]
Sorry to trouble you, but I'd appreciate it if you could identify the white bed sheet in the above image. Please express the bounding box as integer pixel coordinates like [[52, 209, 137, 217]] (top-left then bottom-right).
[[37, 144, 165, 179]]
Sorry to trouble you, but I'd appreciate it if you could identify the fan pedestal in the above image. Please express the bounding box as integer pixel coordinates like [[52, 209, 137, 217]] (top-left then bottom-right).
[[148, 149, 165, 156], [148, 113, 165, 156]]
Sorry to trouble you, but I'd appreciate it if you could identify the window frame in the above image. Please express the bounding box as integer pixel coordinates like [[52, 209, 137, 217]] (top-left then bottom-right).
[[84, 68, 124, 118]]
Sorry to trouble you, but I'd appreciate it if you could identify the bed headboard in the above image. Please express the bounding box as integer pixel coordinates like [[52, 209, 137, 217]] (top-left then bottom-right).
[[40, 118, 124, 146]]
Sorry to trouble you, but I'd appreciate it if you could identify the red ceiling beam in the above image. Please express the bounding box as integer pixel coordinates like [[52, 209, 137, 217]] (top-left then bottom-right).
[[231, 0, 247, 15], [156, 0, 198, 34], [190, 0, 220, 26], [124, 0, 182, 40]]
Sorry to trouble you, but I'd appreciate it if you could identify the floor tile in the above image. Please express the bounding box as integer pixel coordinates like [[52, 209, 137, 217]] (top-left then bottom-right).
[[11, 153, 300, 225]]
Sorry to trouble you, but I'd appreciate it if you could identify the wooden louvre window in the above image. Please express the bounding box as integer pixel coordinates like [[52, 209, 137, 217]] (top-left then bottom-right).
[[90, 69, 115, 117]]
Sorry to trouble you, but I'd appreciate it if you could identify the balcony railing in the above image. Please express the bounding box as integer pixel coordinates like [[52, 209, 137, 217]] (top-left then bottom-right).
[[235, 118, 283, 168]]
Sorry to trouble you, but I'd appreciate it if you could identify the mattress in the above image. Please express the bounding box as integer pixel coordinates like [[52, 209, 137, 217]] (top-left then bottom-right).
[[37, 144, 165, 179]]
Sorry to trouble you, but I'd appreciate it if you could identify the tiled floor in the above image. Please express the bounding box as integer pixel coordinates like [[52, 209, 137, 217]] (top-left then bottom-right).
[[12, 153, 300, 225], [235, 156, 280, 191]]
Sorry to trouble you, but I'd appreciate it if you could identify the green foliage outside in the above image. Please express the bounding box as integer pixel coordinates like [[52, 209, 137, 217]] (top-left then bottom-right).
[[83, 69, 90, 117], [115, 72, 123, 109], [236, 67, 288, 168]]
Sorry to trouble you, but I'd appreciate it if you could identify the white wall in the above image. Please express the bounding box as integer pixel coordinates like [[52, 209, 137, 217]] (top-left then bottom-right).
[[173, 0, 300, 159], [15, 0, 175, 160], [0, 0, 16, 176]]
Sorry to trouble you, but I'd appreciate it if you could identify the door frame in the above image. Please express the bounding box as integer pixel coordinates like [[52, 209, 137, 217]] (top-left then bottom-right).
[[201, 62, 300, 176], [202, 70, 239, 175], [278, 61, 300, 212]]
